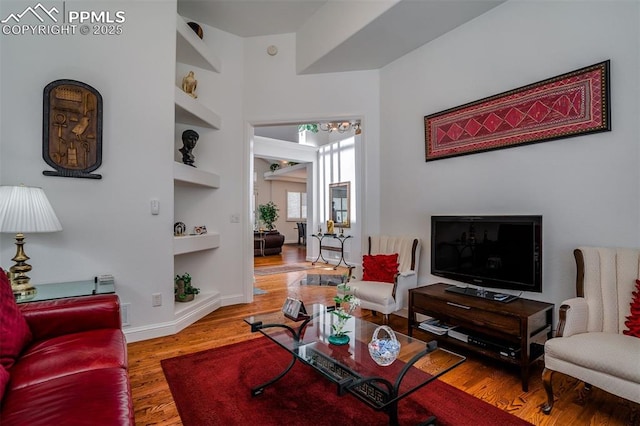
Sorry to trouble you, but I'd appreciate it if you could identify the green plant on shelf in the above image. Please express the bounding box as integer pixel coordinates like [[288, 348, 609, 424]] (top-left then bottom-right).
[[175, 272, 200, 302]]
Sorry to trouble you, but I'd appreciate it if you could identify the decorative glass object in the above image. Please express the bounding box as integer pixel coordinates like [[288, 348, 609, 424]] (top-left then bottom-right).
[[368, 325, 401, 366]]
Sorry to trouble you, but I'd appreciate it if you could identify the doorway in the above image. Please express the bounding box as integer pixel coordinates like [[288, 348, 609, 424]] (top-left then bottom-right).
[[247, 120, 363, 299]]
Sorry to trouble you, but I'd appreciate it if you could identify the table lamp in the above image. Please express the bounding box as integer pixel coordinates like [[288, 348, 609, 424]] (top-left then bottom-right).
[[0, 185, 62, 298]]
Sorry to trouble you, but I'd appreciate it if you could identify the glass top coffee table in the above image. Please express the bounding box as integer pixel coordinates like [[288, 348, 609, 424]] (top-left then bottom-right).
[[244, 304, 465, 425]]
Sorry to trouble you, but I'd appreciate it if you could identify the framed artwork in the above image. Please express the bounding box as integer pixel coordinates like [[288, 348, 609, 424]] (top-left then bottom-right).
[[424, 60, 610, 161], [282, 297, 308, 321], [43, 79, 103, 178]]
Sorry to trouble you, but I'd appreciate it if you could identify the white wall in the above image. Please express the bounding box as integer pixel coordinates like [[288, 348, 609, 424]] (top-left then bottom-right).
[[254, 158, 273, 210], [0, 2, 249, 338], [243, 32, 382, 264], [0, 1, 175, 330], [379, 0, 640, 313]]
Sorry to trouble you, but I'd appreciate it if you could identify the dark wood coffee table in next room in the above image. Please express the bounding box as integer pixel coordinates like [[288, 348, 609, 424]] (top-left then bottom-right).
[[244, 304, 465, 426]]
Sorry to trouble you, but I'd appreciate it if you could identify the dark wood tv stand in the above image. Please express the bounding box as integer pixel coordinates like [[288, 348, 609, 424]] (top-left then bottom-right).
[[408, 283, 554, 391]]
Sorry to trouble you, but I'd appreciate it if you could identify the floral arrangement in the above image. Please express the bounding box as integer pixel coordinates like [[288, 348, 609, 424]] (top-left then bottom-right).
[[331, 283, 360, 337]]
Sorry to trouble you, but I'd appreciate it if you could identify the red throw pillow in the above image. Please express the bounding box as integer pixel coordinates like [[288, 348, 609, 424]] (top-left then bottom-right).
[[623, 279, 640, 338], [0, 268, 32, 370], [362, 254, 399, 284]]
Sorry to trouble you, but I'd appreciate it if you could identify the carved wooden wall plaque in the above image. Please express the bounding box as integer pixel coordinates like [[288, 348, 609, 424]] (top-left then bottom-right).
[[43, 79, 103, 179]]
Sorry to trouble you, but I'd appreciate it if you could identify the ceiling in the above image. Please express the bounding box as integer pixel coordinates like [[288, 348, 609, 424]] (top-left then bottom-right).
[[178, 0, 505, 177], [178, 0, 504, 74], [178, 0, 327, 38]]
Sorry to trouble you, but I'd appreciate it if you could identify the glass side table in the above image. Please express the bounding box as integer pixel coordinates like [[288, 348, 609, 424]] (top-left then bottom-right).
[[15, 279, 115, 303]]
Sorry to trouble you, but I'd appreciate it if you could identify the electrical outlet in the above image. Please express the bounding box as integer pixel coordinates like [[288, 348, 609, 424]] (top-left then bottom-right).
[[152, 293, 162, 307]]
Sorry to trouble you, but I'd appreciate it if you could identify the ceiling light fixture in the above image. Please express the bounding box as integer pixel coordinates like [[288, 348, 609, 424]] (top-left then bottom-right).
[[318, 121, 361, 134]]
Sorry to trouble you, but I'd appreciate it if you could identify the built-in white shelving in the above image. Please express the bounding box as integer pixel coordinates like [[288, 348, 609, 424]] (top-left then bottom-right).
[[173, 162, 220, 188], [176, 15, 221, 72], [263, 163, 308, 183], [175, 87, 221, 129], [173, 13, 223, 322], [173, 233, 220, 255]]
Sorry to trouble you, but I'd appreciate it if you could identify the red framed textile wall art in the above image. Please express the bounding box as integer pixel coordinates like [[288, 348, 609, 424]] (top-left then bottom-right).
[[424, 60, 610, 162]]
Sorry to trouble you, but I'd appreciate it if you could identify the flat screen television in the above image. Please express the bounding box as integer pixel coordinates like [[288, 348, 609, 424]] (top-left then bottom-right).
[[431, 215, 542, 294]]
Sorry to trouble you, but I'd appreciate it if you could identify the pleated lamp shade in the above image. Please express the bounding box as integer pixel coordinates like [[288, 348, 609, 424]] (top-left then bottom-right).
[[0, 186, 62, 233]]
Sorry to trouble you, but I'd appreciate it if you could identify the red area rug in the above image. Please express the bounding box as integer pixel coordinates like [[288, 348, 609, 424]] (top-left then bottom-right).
[[161, 337, 532, 426]]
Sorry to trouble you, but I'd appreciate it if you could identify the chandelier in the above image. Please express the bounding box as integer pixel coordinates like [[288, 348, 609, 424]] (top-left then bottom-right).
[[319, 121, 361, 134], [298, 121, 362, 135]]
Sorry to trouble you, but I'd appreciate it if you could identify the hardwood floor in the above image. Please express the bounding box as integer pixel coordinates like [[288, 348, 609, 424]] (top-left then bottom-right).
[[128, 244, 639, 425]]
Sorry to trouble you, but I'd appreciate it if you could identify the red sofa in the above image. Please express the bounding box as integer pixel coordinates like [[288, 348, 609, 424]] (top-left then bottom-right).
[[0, 270, 134, 425]]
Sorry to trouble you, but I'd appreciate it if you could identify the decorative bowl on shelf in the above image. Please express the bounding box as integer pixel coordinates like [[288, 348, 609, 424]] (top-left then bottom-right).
[[368, 325, 401, 366], [187, 21, 203, 39]]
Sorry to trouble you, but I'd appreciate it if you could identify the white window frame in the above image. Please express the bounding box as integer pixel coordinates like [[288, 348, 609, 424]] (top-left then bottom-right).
[[286, 190, 307, 221]]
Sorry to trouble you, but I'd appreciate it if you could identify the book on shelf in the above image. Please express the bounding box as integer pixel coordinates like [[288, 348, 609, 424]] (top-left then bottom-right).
[[418, 318, 457, 335]]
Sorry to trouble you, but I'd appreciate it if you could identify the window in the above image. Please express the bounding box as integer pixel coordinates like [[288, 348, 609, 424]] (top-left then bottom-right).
[[287, 191, 307, 221], [318, 136, 355, 225]]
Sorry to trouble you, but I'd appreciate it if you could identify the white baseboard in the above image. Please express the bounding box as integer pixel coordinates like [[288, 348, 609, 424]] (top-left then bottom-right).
[[123, 321, 176, 343], [123, 293, 221, 343], [221, 293, 245, 306]]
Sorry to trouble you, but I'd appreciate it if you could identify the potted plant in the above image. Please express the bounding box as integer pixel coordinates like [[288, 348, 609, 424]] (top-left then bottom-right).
[[174, 272, 200, 302], [329, 283, 360, 345], [258, 201, 279, 231]]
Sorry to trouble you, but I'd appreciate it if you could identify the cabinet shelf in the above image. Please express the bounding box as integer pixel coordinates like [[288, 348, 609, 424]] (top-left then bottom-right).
[[408, 283, 554, 392], [175, 87, 221, 129], [173, 162, 220, 188], [410, 327, 546, 366], [176, 14, 221, 72], [174, 233, 220, 255]]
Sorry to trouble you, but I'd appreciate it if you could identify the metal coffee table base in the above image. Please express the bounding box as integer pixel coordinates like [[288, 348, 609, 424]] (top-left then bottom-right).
[[244, 307, 464, 426], [249, 334, 440, 425]]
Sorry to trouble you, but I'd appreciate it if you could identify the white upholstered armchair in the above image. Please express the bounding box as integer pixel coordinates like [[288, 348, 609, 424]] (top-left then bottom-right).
[[542, 247, 640, 414], [347, 235, 421, 321]]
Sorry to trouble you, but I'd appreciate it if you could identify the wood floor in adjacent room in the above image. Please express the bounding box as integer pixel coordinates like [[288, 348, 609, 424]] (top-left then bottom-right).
[[128, 244, 638, 426]]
